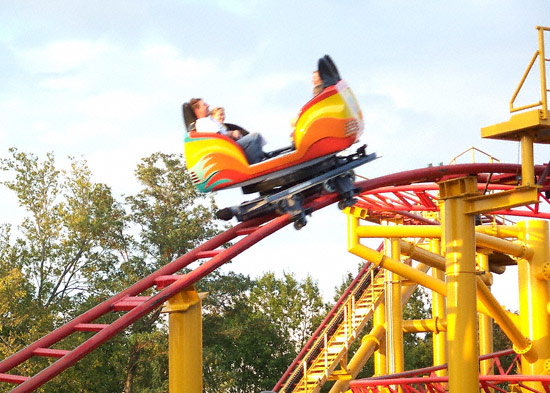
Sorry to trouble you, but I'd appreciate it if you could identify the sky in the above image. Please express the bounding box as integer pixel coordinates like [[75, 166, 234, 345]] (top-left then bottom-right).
[[1, 1, 549, 308]]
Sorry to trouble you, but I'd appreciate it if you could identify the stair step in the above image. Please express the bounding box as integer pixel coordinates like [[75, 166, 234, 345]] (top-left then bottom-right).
[[0, 373, 30, 384], [196, 249, 223, 259], [74, 323, 110, 332], [33, 348, 70, 358], [112, 296, 151, 311], [154, 274, 185, 289]]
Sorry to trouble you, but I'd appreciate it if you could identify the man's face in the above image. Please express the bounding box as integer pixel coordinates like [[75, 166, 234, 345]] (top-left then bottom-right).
[[195, 100, 210, 118]]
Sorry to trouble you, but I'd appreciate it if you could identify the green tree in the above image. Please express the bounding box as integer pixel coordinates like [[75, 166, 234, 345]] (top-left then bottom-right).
[[0, 148, 125, 311], [0, 149, 127, 393], [201, 271, 328, 393], [249, 272, 327, 353], [0, 150, 220, 393], [120, 152, 220, 393], [402, 287, 433, 370]]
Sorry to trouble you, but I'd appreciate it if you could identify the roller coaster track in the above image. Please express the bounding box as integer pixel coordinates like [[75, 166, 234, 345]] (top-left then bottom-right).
[[1, 162, 550, 392]]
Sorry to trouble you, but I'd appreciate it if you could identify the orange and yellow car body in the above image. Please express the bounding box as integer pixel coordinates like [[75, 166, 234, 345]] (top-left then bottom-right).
[[184, 80, 364, 193]]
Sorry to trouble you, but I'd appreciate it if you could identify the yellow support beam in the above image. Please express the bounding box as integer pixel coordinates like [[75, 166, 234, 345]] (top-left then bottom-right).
[[355, 225, 441, 238], [162, 286, 206, 393], [517, 220, 550, 390], [478, 252, 494, 376], [385, 232, 404, 376], [464, 185, 539, 214], [430, 238, 447, 376], [438, 177, 479, 393], [328, 324, 386, 393], [402, 318, 447, 333]]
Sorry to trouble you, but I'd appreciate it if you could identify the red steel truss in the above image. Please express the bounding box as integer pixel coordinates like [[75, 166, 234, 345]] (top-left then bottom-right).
[[2, 163, 550, 392], [349, 349, 550, 393]]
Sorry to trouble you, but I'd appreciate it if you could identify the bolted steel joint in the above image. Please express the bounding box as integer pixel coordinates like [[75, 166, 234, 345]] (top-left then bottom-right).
[[513, 338, 533, 355]]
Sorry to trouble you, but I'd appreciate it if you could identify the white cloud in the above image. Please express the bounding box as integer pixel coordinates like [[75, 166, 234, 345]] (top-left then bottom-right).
[[78, 90, 153, 122], [86, 131, 183, 196], [39, 75, 91, 92], [39, 121, 121, 146], [16, 39, 111, 74]]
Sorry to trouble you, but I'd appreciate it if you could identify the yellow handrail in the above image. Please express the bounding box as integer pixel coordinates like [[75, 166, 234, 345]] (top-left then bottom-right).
[[510, 26, 549, 120], [448, 146, 500, 164]]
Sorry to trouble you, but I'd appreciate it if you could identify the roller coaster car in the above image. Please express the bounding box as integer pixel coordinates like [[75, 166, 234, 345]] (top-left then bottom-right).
[[182, 55, 376, 229]]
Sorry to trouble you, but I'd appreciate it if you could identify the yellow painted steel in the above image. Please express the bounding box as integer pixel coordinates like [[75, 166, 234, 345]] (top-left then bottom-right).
[[438, 176, 480, 393], [349, 219, 530, 353], [328, 324, 386, 393], [476, 278, 533, 356], [509, 26, 549, 119], [517, 220, 550, 390], [521, 134, 535, 187], [373, 296, 387, 376], [330, 262, 430, 393], [402, 318, 447, 333], [400, 240, 445, 271], [355, 224, 534, 261], [477, 252, 494, 376], [476, 232, 533, 259], [400, 236, 529, 352], [348, 243, 447, 296], [476, 224, 521, 238], [385, 233, 404, 376], [355, 225, 441, 239], [430, 239, 447, 376], [481, 26, 550, 141], [345, 170, 546, 392], [464, 185, 539, 215], [538, 26, 549, 120], [163, 287, 205, 393]]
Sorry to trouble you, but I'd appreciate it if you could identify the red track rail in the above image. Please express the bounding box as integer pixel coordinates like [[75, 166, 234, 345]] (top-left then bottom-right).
[[349, 349, 550, 393], [2, 163, 550, 392], [0, 215, 291, 392]]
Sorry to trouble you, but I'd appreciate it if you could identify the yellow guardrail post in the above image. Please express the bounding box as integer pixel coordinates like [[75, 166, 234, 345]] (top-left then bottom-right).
[[537, 26, 548, 120]]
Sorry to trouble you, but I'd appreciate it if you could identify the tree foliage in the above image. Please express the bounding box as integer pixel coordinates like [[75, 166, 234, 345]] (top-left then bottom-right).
[[200, 270, 328, 393], [0, 149, 330, 393], [2, 147, 498, 393]]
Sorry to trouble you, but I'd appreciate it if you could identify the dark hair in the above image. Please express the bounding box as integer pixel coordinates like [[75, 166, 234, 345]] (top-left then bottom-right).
[[189, 98, 203, 111]]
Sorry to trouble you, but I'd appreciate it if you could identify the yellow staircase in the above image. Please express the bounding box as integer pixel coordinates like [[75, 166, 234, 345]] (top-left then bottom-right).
[[279, 265, 385, 393]]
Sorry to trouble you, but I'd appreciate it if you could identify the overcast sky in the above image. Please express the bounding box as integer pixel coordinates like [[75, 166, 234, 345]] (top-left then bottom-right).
[[1, 1, 549, 306]]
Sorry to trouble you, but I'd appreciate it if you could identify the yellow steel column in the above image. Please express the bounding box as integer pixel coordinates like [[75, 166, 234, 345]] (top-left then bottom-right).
[[517, 220, 550, 390], [373, 297, 387, 376], [439, 177, 479, 393], [385, 235, 404, 376], [477, 251, 494, 376], [430, 238, 447, 376], [521, 134, 535, 186], [163, 286, 205, 393]]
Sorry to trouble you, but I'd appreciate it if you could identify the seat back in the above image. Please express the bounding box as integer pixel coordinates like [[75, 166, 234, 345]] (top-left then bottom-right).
[[182, 103, 197, 132], [318, 54, 341, 89]]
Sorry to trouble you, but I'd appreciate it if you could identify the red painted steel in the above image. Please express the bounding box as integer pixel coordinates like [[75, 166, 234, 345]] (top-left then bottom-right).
[[0, 215, 291, 393], [3, 163, 550, 392], [348, 349, 550, 393], [274, 163, 550, 393]]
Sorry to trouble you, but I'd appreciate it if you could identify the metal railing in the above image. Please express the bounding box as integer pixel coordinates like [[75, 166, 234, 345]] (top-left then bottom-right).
[[510, 26, 549, 120]]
